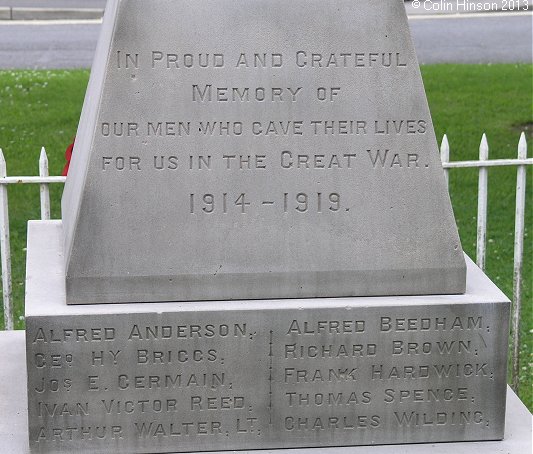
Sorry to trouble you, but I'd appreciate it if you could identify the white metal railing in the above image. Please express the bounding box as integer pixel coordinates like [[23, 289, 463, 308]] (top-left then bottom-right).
[[441, 132, 531, 393], [0, 134, 531, 392], [0, 147, 66, 331]]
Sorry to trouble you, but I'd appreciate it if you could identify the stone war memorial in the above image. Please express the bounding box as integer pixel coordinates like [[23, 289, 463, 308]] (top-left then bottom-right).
[[24, 0, 511, 453]]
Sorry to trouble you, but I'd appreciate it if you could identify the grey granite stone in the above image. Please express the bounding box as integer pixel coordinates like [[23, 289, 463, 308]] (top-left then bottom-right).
[[24, 221, 508, 453], [61, 0, 466, 304], [4, 330, 530, 454]]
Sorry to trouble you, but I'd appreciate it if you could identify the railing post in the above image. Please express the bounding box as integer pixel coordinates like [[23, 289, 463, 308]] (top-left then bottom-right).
[[39, 147, 51, 220], [0, 149, 13, 330], [511, 132, 527, 393], [476, 134, 489, 270], [440, 134, 450, 186]]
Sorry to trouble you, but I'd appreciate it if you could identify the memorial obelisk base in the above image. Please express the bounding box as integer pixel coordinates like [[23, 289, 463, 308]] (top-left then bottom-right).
[[25, 221, 509, 454]]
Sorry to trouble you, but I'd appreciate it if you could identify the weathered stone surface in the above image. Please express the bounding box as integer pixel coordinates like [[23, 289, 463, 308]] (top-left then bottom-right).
[[26, 221, 508, 453], [61, 0, 466, 304], [4, 331, 532, 454]]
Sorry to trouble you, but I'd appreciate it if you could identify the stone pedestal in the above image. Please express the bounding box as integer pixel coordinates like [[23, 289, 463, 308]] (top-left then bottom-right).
[[3, 331, 531, 454], [25, 221, 510, 453]]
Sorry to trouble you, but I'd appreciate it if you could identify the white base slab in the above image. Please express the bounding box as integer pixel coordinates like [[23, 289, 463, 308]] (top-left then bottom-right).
[[0, 330, 531, 453]]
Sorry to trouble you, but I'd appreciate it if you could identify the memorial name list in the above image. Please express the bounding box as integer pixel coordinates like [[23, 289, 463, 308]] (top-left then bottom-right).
[[26, 304, 507, 453]]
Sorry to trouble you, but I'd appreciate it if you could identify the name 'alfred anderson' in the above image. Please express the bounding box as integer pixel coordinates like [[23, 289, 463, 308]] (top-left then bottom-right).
[[31, 323, 248, 343]]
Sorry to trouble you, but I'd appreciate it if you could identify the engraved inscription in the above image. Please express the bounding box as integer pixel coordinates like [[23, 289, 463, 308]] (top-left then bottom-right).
[[27, 304, 506, 451], [98, 43, 428, 223]]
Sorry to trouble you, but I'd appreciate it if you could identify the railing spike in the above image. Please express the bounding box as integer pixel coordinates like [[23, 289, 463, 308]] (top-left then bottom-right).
[[39, 146, 48, 165], [39, 146, 51, 221], [0, 147, 12, 330], [518, 132, 527, 159], [476, 133, 489, 270], [440, 134, 450, 186], [0, 149, 6, 177], [440, 134, 449, 156], [511, 132, 528, 393], [479, 133, 489, 158]]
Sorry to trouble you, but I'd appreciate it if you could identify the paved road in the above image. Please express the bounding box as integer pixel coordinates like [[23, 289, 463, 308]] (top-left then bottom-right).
[[0, 0, 530, 14], [0, 22, 98, 68], [0, 0, 105, 7], [0, 13, 531, 69], [410, 13, 532, 64]]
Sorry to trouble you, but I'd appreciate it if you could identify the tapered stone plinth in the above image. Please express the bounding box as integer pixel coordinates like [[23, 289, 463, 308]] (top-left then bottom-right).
[[62, 0, 466, 304]]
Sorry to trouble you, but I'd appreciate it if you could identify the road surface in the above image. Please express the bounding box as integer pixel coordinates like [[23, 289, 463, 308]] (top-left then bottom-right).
[[0, 13, 531, 69]]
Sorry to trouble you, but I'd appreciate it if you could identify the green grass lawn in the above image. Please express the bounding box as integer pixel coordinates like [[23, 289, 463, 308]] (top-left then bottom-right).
[[0, 65, 531, 409]]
